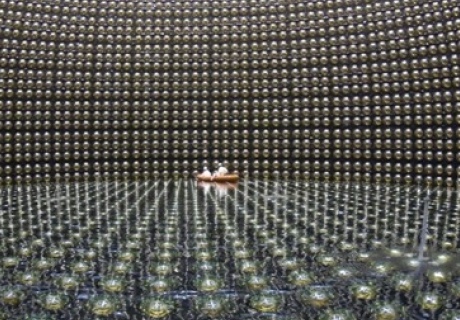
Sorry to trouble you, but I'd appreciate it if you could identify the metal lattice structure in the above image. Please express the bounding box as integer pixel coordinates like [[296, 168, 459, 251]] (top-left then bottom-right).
[[0, 179, 458, 319], [0, 0, 459, 185]]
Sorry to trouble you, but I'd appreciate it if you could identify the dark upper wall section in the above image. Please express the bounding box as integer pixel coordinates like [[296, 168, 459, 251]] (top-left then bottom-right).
[[0, 0, 459, 186]]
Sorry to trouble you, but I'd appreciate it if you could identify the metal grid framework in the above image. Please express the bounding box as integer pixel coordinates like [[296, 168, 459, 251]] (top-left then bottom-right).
[[0, 0, 459, 186], [0, 179, 458, 319]]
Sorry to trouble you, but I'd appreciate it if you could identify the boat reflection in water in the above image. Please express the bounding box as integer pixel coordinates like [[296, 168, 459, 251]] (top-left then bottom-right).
[[197, 181, 239, 198], [0, 179, 458, 319]]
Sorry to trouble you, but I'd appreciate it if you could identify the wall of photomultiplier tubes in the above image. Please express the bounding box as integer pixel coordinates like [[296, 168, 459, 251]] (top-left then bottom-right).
[[0, 0, 459, 186]]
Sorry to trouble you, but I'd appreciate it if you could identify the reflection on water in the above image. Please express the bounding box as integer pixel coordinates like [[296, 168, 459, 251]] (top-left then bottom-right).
[[197, 181, 238, 198], [0, 179, 458, 319]]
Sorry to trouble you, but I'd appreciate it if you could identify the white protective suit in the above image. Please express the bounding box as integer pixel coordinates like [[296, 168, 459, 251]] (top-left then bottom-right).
[[202, 167, 212, 177]]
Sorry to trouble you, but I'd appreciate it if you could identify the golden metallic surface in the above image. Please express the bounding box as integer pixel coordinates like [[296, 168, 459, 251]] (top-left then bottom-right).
[[196, 277, 222, 293], [195, 296, 229, 317], [333, 267, 355, 280], [149, 262, 176, 276], [278, 258, 301, 271], [299, 287, 333, 308], [17, 272, 40, 286], [417, 292, 443, 311], [245, 275, 269, 291], [195, 250, 214, 261], [101, 277, 125, 293], [351, 284, 377, 301], [18, 247, 33, 258], [249, 294, 284, 313], [319, 309, 357, 320], [392, 275, 414, 293], [90, 296, 118, 317], [40, 294, 68, 311], [118, 251, 136, 262], [157, 250, 176, 262], [196, 261, 218, 273], [317, 254, 339, 267], [47, 247, 66, 259], [141, 298, 174, 319], [0, 288, 24, 306], [372, 303, 400, 320], [145, 276, 175, 293], [71, 261, 91, 274], [373, 262, 395, 275], [33, 259, 56, 271], [57, 275, 80, 291], [288, 270, 315, 287], [2, 257, 19, 268], [239, 260, 260, 274], [427, 269, 452, 284], [111, 261, 132, 275], [234, 248, 252, 259]]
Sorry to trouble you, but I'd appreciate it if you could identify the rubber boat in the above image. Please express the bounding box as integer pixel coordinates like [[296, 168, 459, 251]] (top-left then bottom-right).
[[197, 181, 238, 190], [196, 173, 240, 183]]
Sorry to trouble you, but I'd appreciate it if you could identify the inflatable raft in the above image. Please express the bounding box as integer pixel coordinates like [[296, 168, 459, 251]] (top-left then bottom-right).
[[196, 174, 240, 183]]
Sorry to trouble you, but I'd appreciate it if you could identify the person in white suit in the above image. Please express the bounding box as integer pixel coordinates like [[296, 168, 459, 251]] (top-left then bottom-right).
[[212, 163, 228, 179], [201, 166, 212, 178], [217, 163, 229, 176]]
